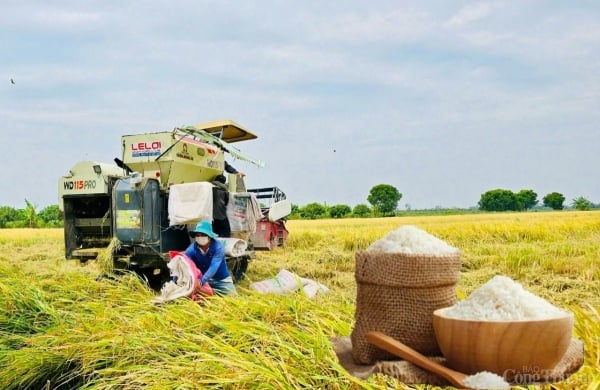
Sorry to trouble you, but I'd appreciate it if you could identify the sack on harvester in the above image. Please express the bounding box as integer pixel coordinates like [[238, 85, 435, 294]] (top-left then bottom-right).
[[351, 225, 461, 365]]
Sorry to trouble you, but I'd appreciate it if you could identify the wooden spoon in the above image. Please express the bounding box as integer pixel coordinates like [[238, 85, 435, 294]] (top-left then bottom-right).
[[366, 331, 472, 389]]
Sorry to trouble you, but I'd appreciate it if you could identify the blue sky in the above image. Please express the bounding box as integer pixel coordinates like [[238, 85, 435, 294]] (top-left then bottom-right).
[[2, 1, 599, 210]]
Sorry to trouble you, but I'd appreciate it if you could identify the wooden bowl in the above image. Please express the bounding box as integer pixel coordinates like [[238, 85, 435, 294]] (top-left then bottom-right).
[[432, 307, 574, 380]]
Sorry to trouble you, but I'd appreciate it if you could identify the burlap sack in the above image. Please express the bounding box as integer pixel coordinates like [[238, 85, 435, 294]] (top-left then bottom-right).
[[351, 251, 461, 365], [332, 336, 584, 386]]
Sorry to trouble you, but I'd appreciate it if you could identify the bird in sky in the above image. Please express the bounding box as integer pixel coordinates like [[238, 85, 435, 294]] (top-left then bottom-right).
[[10, 78, 15, 84]]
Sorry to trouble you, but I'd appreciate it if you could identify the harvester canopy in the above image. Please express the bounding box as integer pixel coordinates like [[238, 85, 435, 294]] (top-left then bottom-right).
[[192, 119, 257, 143]]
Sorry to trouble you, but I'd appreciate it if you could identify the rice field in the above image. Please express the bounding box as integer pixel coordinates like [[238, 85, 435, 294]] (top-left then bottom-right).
[[0, 211, 598, 389]]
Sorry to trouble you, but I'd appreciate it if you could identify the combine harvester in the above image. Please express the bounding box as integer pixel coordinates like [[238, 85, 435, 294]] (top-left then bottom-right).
[[58, 119, 291, 288]]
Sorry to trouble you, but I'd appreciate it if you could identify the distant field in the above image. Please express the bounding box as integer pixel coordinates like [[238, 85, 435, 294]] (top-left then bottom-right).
[[0, 211, 598, 389]]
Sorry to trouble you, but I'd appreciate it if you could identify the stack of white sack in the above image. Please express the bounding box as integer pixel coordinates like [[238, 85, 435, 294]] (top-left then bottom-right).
[[250, 269, 329, 298]]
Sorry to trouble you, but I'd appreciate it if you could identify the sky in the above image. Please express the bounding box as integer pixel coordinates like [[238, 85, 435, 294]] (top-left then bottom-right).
[[2, 1, 599, 210]]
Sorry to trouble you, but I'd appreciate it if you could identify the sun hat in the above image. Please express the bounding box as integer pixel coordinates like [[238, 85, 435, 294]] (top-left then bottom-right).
[[188, 220, 218, 238]]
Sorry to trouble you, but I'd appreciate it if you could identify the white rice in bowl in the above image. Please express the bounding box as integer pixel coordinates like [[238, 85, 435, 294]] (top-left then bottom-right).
[[445, 275, 568, 320]]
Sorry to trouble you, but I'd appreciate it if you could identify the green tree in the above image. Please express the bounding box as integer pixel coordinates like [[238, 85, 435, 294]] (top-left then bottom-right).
[[543, 192, 565, 210], [352, 204, 371, 217], [290, 204, 300, 215], [299, 202, 327, 219], [24, 199, 38, 228], [5, 208, 30, 228], [0, 206, 19, 228], [572, 196, 592, 211], [38, 205, 63, 226], [288, 204, 301, 219], [516, 189, 538, 210], [367, 184, 402, 216], [478, 189, 518, 211], [329, 204, 351, 218]]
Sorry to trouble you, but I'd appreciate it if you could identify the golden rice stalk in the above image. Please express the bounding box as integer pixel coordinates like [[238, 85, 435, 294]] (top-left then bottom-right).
[[96, 237, 120, 275], [0, 212, 598, 389]]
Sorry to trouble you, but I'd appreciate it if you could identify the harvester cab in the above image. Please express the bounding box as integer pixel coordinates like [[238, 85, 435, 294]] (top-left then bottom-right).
[[58, 119, 288, 288]]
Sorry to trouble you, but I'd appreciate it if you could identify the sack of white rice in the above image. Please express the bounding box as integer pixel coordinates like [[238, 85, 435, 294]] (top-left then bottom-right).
[[351, 225, 461, 364]]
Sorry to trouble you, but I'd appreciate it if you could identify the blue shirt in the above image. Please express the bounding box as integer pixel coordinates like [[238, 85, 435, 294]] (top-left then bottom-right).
[[184, 239, 231, 285]]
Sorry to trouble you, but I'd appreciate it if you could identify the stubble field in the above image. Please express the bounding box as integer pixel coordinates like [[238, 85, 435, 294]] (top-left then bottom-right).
[[0, 211, 598, 389]]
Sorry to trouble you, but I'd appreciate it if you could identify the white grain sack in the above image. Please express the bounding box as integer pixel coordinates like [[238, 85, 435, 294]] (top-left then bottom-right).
[[445, 275, 567, 320], [366, 225, 459, 255], [463, 371, 510, 389]]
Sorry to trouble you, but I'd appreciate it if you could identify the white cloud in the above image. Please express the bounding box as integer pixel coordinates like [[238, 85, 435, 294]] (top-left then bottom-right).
[[444, 1, 504, 28], [305, 7, 434, 44], [1, 1, 599, 209], [0, 3, 103, 31], [31, 8, 102, 27]]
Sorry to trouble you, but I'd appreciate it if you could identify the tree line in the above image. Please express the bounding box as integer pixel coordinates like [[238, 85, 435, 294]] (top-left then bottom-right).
[[0, 185, 597, 227], [291, 185, 598, 219], [477, 189, 596, 212], [0, 201, 62, 228]]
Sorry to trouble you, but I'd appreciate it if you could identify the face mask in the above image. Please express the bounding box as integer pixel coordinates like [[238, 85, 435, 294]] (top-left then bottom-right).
[[195, 236, 210, 246]]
